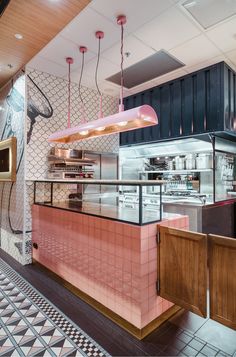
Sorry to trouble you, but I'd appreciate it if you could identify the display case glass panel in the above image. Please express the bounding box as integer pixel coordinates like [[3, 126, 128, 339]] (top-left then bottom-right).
[[33, 180, 162, 225]]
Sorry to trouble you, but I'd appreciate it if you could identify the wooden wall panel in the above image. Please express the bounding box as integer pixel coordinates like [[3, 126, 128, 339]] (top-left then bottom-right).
[[0, 0, 90, 88], [209, 234, 236, 329], [159, 227, 207, 317]]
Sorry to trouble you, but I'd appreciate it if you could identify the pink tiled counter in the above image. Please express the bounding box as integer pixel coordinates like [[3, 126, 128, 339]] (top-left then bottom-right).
[[32, 205, 189, 330]]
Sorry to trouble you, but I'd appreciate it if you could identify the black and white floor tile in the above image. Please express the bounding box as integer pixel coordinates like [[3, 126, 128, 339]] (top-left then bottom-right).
[[0, 259, 110, 357]]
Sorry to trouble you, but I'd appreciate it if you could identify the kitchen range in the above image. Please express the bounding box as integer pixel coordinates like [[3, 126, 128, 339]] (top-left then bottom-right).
[[120, 135, 236, 236]]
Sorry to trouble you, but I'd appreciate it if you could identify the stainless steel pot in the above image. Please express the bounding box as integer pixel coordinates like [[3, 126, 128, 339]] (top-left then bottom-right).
[[196, 153, 213, 169], [175, 156, 185, 170], [185, 154, 195, 170]]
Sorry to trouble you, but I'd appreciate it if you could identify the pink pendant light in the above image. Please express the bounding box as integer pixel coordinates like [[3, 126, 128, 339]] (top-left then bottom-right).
[[66, 57, 73, 128], [48, 15, 158, 144], [95, 30, 104, 121], [77, 45, 88, 135]]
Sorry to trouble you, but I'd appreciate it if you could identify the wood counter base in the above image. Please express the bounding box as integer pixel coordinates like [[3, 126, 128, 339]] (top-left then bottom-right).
[[32, 205, 188, 337]]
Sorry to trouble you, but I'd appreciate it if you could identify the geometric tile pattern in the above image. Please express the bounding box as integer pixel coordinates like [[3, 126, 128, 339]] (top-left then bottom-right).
[[0, 258, 110, 357], [26, 68, 119, 181]]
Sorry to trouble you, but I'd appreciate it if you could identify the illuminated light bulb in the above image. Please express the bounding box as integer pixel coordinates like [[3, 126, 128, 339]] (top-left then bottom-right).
[[15, 33, 23, 40], [96, 126, 105, 131], [79, 130, 89, 136], [143, 116, 152, 122], [117, 121, 127, 127]]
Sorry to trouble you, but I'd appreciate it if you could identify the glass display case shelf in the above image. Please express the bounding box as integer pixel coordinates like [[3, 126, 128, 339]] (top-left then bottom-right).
[[139, 169, 212, 174], [33, 179, 163, 226]]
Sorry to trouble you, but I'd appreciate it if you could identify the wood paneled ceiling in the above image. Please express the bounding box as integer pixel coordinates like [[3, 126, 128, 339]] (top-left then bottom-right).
[[0, 0, 90, 88]]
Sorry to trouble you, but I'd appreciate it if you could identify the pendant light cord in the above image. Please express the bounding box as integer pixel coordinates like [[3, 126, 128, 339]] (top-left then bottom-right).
[[95, 37, 102, 98], [68, 61, 71, 128], [78, 51, 86, 122], [120, 22, 124, 112], [95, 32, 104, 118]]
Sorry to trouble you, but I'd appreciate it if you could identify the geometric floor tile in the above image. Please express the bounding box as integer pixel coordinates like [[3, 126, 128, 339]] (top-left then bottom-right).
[[0, 259, 110, 357]]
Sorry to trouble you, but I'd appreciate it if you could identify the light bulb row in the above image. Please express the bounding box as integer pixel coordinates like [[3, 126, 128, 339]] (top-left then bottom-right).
[[78, 121, 128, 136]]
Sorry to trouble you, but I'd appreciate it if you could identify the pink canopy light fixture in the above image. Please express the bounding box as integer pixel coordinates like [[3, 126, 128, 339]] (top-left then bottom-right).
[[48, 15, 158, 144]]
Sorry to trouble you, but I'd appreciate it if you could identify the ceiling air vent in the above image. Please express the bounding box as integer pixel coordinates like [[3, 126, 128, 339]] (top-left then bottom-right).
[[0, 0, 10, 17], [106, 50, 184, 89]]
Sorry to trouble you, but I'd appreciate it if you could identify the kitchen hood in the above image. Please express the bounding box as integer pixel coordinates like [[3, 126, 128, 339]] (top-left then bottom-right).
[[120, 137, 213, 159]]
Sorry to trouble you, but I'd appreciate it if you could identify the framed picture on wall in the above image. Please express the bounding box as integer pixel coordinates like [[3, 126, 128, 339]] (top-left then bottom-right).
[[0, 137, 17, 182]]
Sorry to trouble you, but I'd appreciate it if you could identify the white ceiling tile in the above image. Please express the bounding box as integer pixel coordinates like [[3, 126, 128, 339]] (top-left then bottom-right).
[[134, 7, 201, 52], [66, 72, 120, 97], [170, 35, 221, 66], [102, 34, 155, 67], [60, 7, 120, 53], [84, 56, 120, 80], [182, 0, 236, 30], [99, 81, 121, 97], [206, 16, 236, 52], [225, 49, 236, 69], [27, 56, 67, 78], [89, 0, 174, 33], [69, 71, 95, 88], [69, 59, 121, 95], [36, 35, 96, 68], [183, 55, 226, 73]]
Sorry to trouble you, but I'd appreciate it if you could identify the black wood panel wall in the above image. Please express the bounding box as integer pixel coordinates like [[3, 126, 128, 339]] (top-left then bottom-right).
[[120, 62, 226, 146], [223, 63, 236, 132]]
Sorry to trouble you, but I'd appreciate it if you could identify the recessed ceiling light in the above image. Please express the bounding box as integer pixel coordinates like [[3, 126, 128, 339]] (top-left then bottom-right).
[[0, 106, 4, 111], [183, 0, 236, 29], [14, 33, 23, 40]]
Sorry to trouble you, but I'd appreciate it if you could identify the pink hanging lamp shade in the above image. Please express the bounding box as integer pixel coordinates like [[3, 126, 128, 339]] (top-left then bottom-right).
[[48, 15, 158, 144], [48, 104, 157, 143]]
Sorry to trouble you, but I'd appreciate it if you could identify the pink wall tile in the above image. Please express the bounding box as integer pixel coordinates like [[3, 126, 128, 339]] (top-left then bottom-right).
[[140, 238, 149, 251], [148, 224, 157, 237], [140, 250, 149, 265], [148, 236, 157, 250], [32, 205, 188, 330], [148, 248, 157, 262], [140, 226, 149, 239]]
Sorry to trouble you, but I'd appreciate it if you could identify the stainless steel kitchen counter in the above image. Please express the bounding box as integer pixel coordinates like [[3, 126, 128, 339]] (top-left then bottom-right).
[[163, 199, 236, 237]]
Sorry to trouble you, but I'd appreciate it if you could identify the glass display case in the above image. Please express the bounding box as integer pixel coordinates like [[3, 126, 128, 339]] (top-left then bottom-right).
[[33, 179, 162, 225], [214, 137, 236, 202], [120, 136, 236, 205], [137, 139, 214, 205]]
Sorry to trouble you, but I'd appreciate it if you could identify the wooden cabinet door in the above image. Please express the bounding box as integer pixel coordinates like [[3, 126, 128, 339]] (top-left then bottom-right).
[[209, 234, 236, 329], [159, 226, 207, 317]]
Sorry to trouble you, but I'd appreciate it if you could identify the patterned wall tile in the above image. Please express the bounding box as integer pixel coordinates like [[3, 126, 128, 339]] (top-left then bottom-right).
[[24, 68, 119, 264], [26, 69, 119, 181]]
